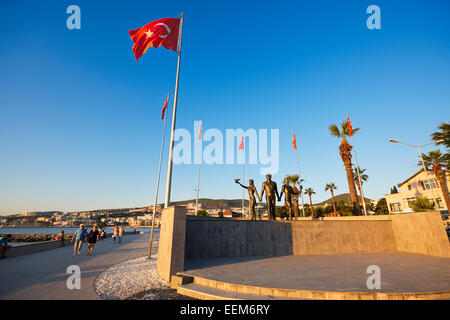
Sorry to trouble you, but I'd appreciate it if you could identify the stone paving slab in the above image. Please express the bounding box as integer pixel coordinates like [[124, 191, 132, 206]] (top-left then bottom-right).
[[0, 233, 150, 300], [184, 252, 450, 293]]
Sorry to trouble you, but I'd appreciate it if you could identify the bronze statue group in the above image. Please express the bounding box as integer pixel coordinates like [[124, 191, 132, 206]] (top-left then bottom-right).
[[234, 174, 302, 221]]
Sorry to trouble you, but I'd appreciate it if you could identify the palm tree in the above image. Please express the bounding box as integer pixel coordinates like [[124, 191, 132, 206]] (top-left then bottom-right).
[[352, 166, 369, 208], [304, 187, 315, 217], [324, 183, 337, 215], [431, 122, 450, 171], [286, 174, 303, 187], [329, 121, 361, 215], [420, 150, 450, 211], [431, 122, 450, 150]]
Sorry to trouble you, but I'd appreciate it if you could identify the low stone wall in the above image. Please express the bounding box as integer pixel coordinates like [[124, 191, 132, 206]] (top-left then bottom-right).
[[291, 219, 396, 255], [5, 231, 139, 258], [390, 212, 450, 257], [185, 217, 293, 258], [7, 239, 71, 258]]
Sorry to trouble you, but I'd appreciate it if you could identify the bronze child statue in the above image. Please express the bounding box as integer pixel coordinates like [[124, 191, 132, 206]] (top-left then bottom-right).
[[279, 178, 300, 220]]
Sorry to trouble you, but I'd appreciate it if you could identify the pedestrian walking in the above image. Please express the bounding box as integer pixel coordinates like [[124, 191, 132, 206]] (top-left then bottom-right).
[[98, 228, 105, 240], [71, 224, 87, 256], [118, 225, 124, 244], [112, 225, 119, 244], [0, 235, 12, 258], [87, 224, 100, 256]]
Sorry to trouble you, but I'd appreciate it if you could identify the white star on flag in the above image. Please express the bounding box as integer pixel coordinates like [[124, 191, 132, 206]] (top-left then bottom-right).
[[145, 29, 153, 38]]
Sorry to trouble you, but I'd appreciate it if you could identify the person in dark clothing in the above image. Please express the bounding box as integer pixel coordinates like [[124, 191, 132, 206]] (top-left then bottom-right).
[[87, 224, 100, 256]]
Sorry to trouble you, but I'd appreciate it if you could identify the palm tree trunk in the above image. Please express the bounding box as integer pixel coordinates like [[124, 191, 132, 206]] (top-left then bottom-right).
[[309, 194, 314, 217], [434, 164, 450, 211], [340, 140, 361, 215], [330, 189, 336, 214]]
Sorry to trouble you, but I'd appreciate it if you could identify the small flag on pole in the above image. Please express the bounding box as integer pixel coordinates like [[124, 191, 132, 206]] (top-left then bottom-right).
[[128, 17, 181, 61], [347, 113, 354, 137], [238, 136, 244, 150], [198, 121, 202, 140], [161, 93, 169, 119], [292, 131, 297, 150]]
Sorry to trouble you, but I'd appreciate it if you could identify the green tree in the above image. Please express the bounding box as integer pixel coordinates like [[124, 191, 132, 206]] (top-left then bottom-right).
[[329, 121, 361, 215], [304, 188, 316, 217], [197, 210, 209, 217], [409, 197, 436, 212], [275, 205, 287, 219], [324, 183, 337, 215], [314, 206, 324, 218], [375, 198, 389, 215], [336, 200, 353, 216], [366, 202, 376, 213]]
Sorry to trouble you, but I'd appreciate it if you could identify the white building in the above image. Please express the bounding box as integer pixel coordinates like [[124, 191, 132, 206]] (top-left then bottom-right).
[[385, 169, 449, 214]]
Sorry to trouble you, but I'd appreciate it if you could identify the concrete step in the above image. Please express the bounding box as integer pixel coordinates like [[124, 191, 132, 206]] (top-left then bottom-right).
[[177, 283, 300, 300]]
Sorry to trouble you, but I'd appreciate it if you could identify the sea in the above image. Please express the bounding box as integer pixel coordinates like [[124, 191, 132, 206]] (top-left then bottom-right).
[[0, 227, 153, 246]]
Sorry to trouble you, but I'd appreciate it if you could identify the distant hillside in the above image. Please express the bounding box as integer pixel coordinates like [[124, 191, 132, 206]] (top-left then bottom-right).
[[315, 193, 374, 206], [171, 194, 374, 209], [172, 198, 249, 209]]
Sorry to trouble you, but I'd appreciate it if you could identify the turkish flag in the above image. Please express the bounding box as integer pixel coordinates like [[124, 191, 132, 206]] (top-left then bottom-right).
[[161, 93, 169, 119], [129, 18, 180, 61], [238, 136, 244, 150], [198, 121, 202, 140], [347, 113, 353, 137], [292, 131, 297, 150]]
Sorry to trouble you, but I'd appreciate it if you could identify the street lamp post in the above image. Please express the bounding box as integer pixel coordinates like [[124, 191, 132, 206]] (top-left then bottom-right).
[[388, 139, 440, 173]]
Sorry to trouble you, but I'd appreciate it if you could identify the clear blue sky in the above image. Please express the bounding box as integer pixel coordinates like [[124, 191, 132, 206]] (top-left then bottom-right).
[[1, 0, 449, 215]]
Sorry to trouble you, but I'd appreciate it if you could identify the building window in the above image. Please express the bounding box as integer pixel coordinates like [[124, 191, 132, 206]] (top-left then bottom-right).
[[390, 202, 401, 212], [436, 198, 443, 209], [421, 179, 437, 190], [404, 197, 416, 208], [430, 179, 437, 189], [407, 184, 412, 190]]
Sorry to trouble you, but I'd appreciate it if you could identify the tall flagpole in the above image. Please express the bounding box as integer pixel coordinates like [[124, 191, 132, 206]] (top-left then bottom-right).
[[164, 13, 184, 208], [195, 164, 201, 215], [347, 113, 367, 216], [242, 163, 245, 218], [148, 93, 169, 258], [242, 138, 245, 218], [351, 136, 367, 216], [195, 121, 202, 215], [295, 149, 306, 217]]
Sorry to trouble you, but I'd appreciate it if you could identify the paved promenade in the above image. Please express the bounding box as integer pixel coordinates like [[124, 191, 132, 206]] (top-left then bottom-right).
[[0, 233, 150, 300], [184, 252, 450, 293]]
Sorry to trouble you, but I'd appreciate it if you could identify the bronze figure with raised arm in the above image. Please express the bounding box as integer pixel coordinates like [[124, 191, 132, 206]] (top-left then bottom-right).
[[260, 174, 280, 221], [234, 178, 261, 220]]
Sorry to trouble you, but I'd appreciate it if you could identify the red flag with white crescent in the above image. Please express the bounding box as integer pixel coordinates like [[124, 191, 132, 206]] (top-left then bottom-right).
[[238, 136, 244, 150], [198, 121, 202, 140], [347, 113, 354, 137], [129, 18, 180, 61], [161, 93, 169, 119], [292, 131, 297, 150]]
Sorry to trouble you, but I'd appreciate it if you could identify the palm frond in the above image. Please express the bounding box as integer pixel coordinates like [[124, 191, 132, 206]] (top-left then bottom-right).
[[328, 124, 341, 138]]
